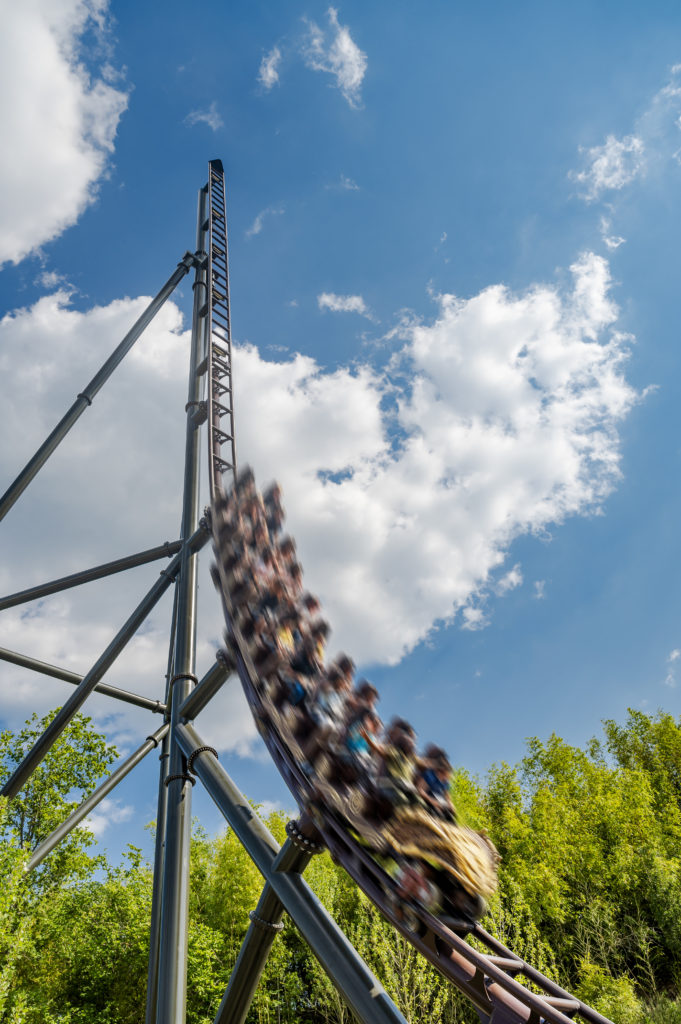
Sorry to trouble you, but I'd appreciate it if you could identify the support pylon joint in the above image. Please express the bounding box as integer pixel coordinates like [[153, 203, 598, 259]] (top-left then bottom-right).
[[186, 745, 218, 774], [248, 910, 285, 934]]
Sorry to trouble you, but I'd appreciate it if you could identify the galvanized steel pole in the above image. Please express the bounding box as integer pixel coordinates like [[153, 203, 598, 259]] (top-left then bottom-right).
[[26, 724, 169, 872], [0, 540, 182, 611], [0, 646, 166, 714], [145, 730, 171, 1024], [0, 253, 198, 524], [175, 722, 409, 1024], [0, 524, 209, 800], [214, 843, 311, 1024], [178, 653, 233, 721], [155, 185, 209, 1024]]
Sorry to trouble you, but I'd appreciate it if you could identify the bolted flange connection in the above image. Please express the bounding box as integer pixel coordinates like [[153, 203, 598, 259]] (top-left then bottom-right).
[[186, 745, 218, 774], [165, 773, 195, 787], [285, 818, 324, 854], [248, 909, 284, 934]]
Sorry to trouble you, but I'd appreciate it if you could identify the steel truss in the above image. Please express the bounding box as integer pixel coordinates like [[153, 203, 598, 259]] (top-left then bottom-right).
[[0, 161, 614, 1024]]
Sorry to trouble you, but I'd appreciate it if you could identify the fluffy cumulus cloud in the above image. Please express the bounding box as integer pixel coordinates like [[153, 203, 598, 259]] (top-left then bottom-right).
[[0, 0, 128, 266], [0, 251, 638, 753], [317, 292, 371, 316], [303, 7, 367, 108], [237, 251, 637, 664]]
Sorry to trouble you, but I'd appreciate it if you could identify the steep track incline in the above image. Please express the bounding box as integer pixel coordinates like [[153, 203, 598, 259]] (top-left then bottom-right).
[[205, 160, 615, 1024]]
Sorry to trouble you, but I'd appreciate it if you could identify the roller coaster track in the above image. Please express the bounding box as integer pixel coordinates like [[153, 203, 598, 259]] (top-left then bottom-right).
[[0, 159, 616, 1024], [206, 160, 237, 496], [203, 161, 614, 1024]]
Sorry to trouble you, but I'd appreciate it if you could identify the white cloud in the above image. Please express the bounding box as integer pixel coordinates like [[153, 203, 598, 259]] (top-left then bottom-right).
[[237, 251, 638, 664], [603, 234, 626, 251], [246, 206, 284, 238], [533, 580, 546, 600], [494, 564, 523, 596], [317, 292, 371, 316], [258, 46, 282, 89], [599, 216, 626, 251], [571, 134, 645, 201], [664, 648, 681, 688], [303, 7, 367, 109], [35, 269, 69, 290], [83, 797, 134, 838], [326, 173, 360, 192], [461, 606, 488, 631], [571, 64, 681, 219], [0, 0, 128, 266], [0, 249, 639, 756], [184, 101, 223, 132]]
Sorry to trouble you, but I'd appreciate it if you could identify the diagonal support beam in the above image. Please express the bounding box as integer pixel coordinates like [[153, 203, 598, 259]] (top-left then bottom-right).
[[0, 646, 166, 714], [0, 540, 183, 611], [175, 721, 408, 1024], [0, 251, 201, 524], [25, 723, 169, 872], [214, 842, 311, 1024], [178, 652, 234, 721], [0, 523, 209, 800]]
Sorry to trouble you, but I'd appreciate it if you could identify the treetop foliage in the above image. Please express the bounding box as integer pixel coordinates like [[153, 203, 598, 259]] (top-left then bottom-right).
[[2, 708, 681, 1023]]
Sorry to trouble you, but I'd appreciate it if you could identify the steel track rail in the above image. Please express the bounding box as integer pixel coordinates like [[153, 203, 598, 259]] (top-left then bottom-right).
[[202, 160, 613, 1024], [209, 546, 613, 1024]]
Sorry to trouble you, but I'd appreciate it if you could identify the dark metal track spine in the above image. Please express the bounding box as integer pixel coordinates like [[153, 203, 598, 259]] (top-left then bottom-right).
[[207, 159, 237, 499]]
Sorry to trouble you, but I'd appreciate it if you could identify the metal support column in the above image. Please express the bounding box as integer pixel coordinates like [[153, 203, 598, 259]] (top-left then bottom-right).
[[214, 842, 311, 1024], [0, 253, 199, 524], [179, 652, 233, 721], [175, 722, 408, 1024], [0, 524, 208, 800], [26, 723, 169, 871], [155, 184, 209, 1024], [0, 540, 182, 611], [145, 729, 171, 1024], [0, 646, 166, 713]]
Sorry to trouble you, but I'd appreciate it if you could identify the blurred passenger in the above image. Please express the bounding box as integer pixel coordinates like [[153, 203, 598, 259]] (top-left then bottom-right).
[[416, 749, 457, 823], [300, 666, 353, 769], [376, 727, 419, 810], [263, 482, 284, 536], [340, 709, 382, 775]]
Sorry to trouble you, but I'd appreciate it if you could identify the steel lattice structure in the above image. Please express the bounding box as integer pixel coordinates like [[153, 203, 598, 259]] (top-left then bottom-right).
[[0, 161, 614, 1024]]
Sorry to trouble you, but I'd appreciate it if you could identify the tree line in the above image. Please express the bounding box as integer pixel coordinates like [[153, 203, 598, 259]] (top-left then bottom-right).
[[1, 707, 681, 1023]]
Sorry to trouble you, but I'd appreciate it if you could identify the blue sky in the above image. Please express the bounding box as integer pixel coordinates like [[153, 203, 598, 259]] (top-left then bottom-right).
[[2, 1, 681, 862]]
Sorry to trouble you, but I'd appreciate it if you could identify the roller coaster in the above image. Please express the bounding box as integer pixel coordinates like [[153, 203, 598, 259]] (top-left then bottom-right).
[[0, 161, 614, 1024]]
